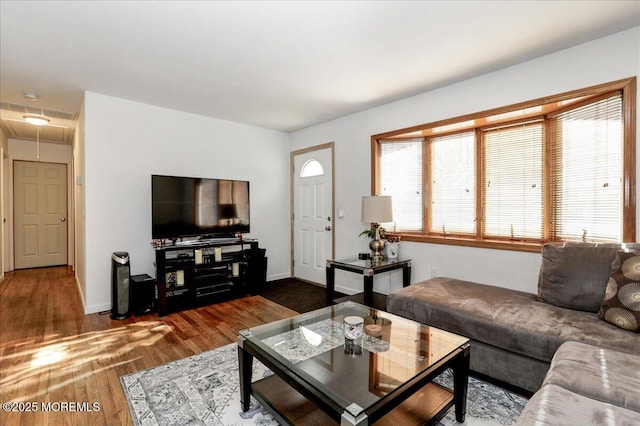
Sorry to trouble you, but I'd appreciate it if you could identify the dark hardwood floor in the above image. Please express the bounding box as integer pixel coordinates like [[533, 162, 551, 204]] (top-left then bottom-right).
[[0, 267, 297, 426]]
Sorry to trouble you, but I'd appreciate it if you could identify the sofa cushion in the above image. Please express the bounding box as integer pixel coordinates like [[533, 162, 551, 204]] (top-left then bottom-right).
[[598, 250, 640, 332], [387, 277, 640, 363], [515, 384, 640, 426], [537, 243, 625, 312], [466, 339, 550, 392], [544, 341, 640, 412]]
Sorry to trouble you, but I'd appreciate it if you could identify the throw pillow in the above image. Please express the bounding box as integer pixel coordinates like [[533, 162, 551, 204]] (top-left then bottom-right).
[[538, 243, 623, 312], [598, 250, 640, 332]]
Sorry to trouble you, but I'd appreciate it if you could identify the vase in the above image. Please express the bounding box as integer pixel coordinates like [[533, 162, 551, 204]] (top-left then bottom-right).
[[385, 242, 399, 259]]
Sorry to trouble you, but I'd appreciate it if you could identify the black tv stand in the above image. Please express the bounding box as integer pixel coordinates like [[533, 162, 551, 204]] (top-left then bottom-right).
[[154, 239, 263, 316]]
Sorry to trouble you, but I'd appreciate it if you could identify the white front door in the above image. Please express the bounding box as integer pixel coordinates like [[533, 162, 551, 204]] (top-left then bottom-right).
[[292, 145, 334, 285], [14, 161, 68, 269]]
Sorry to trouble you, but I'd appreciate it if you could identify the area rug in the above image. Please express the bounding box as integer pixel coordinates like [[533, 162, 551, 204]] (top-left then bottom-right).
[[121, 343, 528, 425]]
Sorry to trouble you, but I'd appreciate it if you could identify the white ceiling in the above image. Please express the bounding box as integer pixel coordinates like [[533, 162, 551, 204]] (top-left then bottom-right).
[[1, 1, 639, 143]]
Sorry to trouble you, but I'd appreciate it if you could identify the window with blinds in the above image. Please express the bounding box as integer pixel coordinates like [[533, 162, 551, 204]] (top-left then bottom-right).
[[483, 122, 543, 240], [549, 93, 623, 242], [379, 139, 423, 231], [372, 78, 635, 251], [429, 131, 476, 235]]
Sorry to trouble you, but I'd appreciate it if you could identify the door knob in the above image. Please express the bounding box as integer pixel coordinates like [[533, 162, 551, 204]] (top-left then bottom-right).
[[61, 217, 66, 222], [325, 226, 332, 231]]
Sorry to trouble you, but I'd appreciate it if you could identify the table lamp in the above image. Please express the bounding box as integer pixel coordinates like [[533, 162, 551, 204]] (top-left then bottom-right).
[[361, 195, 393, 264]]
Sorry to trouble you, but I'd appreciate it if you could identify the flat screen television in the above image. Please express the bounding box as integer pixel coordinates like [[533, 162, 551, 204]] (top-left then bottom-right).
[[152, 174, 250, 240]]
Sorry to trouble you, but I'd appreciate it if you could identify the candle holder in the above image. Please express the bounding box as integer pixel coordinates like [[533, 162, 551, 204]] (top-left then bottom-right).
[[343, 316, 364, 356]]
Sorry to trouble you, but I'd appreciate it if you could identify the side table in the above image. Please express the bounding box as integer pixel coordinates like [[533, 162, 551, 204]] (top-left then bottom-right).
[[326, 257, 411, 310]]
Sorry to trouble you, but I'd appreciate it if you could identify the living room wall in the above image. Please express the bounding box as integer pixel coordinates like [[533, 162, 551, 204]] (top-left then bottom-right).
[[74, 101, 87, 308], [81, 92, 290, 314], [0, 127, 6, 279], [290, 27, 640, 296]]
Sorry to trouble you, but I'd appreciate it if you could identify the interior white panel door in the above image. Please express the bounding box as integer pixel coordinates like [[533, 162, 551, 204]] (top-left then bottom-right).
[[14, 161, 68, 269], [293, 148, 333, 284]]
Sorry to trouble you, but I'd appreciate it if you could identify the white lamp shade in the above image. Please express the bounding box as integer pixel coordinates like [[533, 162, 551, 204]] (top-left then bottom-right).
[[361, 195, 393, 224]]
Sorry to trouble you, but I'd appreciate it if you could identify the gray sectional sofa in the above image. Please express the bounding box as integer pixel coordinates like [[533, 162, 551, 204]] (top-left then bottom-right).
[[386, 242, 639, 399], [516, 341, 640, 425]]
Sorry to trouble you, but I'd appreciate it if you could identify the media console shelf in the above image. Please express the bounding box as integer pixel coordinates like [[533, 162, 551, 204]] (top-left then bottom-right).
[[155, 239, 262, 316]]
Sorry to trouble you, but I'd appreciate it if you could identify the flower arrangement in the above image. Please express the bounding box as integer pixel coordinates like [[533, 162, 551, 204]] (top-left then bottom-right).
[[359, 225, 386, 240], [385, 233, 401, 243], [359, 226, 402, 243]]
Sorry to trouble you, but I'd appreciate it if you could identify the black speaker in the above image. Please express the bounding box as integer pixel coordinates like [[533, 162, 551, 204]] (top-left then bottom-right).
[[243, 248, 267, 293], [130, 274, 156, 315], [111, 252, 130, 320]]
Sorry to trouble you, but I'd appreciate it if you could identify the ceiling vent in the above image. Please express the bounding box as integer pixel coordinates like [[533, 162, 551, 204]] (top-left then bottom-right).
[[0, 101, 77, 121]]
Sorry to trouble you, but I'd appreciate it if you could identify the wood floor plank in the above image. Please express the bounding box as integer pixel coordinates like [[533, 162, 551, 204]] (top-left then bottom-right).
[[0, 267, 297, 426]]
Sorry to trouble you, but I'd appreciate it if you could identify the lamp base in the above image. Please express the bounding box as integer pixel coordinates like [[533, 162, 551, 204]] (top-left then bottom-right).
[[369, 238, 385, 265]]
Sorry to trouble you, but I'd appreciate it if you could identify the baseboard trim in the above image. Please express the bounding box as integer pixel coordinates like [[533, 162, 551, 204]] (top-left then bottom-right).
[[84, 302, 111, 315], [75, 274, 110, 314], [267, 272, 290, 282]]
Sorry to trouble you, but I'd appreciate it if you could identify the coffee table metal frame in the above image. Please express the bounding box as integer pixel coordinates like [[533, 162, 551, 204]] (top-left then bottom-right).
[[237, 302, 470, 426]]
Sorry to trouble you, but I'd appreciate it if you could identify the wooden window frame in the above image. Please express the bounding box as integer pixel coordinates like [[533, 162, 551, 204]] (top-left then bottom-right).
[[371, 78, 636, 253]]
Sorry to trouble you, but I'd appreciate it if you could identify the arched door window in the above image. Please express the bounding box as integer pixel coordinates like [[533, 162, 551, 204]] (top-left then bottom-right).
[[300, 159, 324, 177]]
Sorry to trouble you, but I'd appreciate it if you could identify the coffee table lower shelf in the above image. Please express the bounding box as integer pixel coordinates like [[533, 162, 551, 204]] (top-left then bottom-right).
[[252, 373, 454, 425], [334, 292, 388, 311]]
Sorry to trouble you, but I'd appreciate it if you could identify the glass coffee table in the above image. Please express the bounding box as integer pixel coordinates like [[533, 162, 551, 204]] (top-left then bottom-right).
[[238, 301, 470, 425]]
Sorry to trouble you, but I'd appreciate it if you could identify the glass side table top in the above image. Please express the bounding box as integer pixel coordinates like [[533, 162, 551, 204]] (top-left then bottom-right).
[[239, 301, 469, 419], [327, 256, 411, 270]]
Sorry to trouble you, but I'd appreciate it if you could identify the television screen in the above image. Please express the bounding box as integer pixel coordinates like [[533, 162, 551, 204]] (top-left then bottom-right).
[[152, 174, 250, 240]]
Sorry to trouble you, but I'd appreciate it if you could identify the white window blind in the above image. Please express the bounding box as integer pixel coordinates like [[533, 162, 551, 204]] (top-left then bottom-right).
[[429, 131, 476, 235], [483, 122, 543, 240], [375, 83, 632, 249], [380, 139, 423, 231], [549, 93, 623, 242]]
